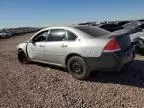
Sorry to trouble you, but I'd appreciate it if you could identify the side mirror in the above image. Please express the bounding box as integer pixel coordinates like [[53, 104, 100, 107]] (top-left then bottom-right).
[[29, 39, 34, 44]]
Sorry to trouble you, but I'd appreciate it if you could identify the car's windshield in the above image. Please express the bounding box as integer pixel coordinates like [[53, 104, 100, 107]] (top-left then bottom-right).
[[75, 26, 110, 37]]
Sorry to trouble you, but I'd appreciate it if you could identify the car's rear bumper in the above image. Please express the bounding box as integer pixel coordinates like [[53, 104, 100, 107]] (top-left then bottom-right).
[[85, 47, 134, 72]]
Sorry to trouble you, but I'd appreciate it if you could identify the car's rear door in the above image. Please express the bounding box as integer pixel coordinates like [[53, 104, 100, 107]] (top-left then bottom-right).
[[27, 30, 49, 61], [44, 29, 68, 65]]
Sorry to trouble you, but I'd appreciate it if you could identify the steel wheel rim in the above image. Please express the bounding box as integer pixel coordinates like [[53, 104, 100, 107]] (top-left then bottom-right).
[[70, 60, 83, 74]]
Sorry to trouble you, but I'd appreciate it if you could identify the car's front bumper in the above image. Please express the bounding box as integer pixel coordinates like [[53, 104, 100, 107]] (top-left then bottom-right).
[[85, 47, 134, 72]]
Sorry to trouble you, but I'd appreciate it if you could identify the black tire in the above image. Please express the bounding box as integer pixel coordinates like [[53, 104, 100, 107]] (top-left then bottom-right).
[[67, 56, 90, 80], [17, 50, 29, 64]]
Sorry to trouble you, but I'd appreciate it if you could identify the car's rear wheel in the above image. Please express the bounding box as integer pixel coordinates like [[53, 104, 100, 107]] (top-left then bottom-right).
[[17, 50, 29, 64], [67, 56, 90, 80]]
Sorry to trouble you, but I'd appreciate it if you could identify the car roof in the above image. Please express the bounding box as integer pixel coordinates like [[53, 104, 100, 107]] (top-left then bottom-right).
[[40, 25, 105, 30], [35, 25, 110, 39], [34, 25, 94, 39]]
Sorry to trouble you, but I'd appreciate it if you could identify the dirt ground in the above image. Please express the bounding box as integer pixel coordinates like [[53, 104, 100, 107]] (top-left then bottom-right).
[[0, 33, 144, 108]]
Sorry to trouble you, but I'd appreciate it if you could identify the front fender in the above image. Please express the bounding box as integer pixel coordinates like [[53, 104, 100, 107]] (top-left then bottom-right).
[[17, 43, 27, 54]]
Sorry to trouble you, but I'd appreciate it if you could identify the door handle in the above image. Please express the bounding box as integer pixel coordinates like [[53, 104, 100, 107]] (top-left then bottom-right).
[[61, 44, 67, 47], [39, 44, 44, 47]]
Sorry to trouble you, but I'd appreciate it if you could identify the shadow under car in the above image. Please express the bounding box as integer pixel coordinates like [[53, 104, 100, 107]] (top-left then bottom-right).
[[31, 60, 144, 88]]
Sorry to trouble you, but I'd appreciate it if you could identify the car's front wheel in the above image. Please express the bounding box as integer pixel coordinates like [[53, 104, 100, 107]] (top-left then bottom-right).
[[17, 50, 29, 64], [67, 56, 90, 80]]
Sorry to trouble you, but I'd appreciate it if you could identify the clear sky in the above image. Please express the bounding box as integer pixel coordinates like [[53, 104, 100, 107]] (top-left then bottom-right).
[[0, 0, 144, 28]]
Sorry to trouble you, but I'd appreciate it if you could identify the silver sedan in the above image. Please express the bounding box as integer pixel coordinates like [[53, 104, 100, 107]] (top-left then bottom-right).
[[17, 25, 133, 80]]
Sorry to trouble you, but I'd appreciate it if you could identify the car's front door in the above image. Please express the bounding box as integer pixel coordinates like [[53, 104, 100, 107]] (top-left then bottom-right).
[[44, 29, 68, 65], [27, 30, 49, 61]]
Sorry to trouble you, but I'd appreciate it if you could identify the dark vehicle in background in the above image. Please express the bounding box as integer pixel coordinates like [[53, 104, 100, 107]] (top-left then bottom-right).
[[0, 27, 41, 39], [117, 21, 130, 26], [130, 31, 144, 55], [125, 21, 144, 55], [134, 37, 144, 55], [139, 22, 144, 30], [78, 20, 143, 32], [99, 21, 142, 33], [99, 24, 123, 32], [0, 32, 11, 38]]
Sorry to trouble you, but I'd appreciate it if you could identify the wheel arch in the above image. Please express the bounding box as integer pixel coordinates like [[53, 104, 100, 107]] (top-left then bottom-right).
[[17, 48, 23, 52], [17, 48, 27, 57], [17, 47, 29, 59], [65, 53, 83, 66]]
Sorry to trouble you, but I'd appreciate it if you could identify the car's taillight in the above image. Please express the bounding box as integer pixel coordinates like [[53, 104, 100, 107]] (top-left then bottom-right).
[[103, 38, 121, 52]]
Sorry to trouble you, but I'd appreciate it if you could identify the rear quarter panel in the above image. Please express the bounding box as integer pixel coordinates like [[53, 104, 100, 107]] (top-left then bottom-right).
[[84, 38, 110, 57], [67, 38, 110, 57]]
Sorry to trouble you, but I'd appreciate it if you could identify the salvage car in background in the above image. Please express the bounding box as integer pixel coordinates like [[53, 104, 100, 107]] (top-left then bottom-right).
[[123, 20, 142, 34], [130, 31, 144, 55], [99, 24, 123, 32], [0, 27, 41, 39], [124, 21, 144, 55], [17, 25, 133, 80], [0, 32, 11, 38]]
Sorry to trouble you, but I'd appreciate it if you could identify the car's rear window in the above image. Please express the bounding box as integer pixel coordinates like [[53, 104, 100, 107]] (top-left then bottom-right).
[[75, 26, 110, 37]]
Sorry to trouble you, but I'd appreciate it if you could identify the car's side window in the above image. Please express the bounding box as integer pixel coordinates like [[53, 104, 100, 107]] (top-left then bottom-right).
[[48, 29, 66, 41], [33, 31, 48, 42], [67, 31, 77, 41]]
